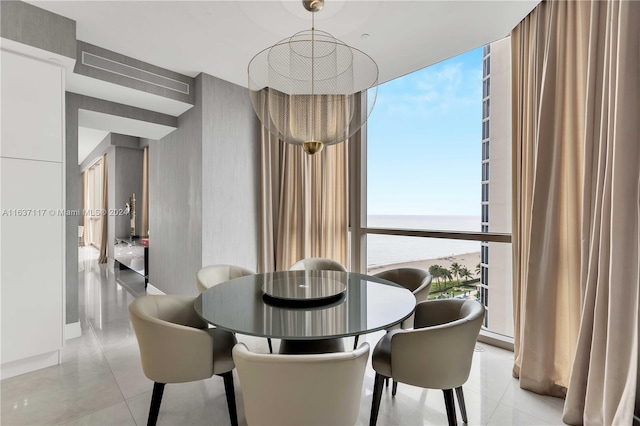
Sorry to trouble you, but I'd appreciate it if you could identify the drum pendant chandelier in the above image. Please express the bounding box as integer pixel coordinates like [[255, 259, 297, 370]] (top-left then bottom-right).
[[248, 0, 378, 155]]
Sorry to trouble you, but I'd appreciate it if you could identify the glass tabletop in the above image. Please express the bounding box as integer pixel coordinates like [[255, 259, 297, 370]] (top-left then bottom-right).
[[194, 270, 416, 340]]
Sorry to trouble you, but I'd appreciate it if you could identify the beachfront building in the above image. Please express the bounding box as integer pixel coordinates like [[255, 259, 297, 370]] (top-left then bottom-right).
[[480, 39, 514, 337]]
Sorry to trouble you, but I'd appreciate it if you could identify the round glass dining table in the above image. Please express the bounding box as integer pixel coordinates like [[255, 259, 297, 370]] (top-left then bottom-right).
[[194, 270, 416, 353]]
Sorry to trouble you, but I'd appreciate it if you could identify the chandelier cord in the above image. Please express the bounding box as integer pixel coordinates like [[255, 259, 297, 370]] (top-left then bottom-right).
[[311, 10, 316, 143]]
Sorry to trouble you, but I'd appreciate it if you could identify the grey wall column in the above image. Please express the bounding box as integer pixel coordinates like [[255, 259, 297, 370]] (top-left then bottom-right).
[[149, 75, 204, 295], [114, 146, 143, 238], [149, 73, 259, 295], [201, 74, 259, 270], [65, 93, 80, 326], [107, 147, 116, 266]]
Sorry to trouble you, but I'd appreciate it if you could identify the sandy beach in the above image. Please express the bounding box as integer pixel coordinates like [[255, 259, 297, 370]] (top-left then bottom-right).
[[367, 251, 481, 278]]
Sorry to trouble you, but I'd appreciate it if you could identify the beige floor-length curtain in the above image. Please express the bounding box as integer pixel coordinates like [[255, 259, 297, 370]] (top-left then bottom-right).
[[259, 115, 348, 272], [512, 0, 640, 423], [511, 0, 587, 398], [141, 146, 149, 237], [563, 1, 640, 424], [98, 154, 108, 263]]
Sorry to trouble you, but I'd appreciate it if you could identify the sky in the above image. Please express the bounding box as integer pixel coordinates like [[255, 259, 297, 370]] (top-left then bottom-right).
[[367, 47, 483, 217]]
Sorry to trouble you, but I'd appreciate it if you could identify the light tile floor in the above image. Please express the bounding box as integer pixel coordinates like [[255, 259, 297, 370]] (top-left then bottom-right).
[[1, 247, 566, 425]]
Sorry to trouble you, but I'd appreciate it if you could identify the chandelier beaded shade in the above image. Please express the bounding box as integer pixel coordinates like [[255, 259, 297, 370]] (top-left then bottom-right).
[[248, 0, 378, 155]]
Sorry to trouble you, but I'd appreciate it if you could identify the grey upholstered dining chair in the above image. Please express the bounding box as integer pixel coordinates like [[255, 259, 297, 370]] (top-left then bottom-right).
[[233, 342, 370, 426], [353, 267, 432, 351], [196, 264, 255, 294], [288, 257, 347, 272], [369, 298, 485, 426], [196, 264, 273, 352], [374, 267, 432, 329], [129, 295, 238, 426]]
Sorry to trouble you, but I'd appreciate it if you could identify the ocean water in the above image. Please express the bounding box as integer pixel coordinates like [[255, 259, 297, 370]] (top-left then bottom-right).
[[366, 215, 481, 266]]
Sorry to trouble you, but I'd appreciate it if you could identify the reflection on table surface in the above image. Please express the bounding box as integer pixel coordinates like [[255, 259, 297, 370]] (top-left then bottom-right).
[[194, 270, 416, 340], [262, 270, 347, 301]]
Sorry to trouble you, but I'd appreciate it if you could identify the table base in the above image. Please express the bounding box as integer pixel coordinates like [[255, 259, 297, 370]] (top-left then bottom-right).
[[279, 338, 345, 354]]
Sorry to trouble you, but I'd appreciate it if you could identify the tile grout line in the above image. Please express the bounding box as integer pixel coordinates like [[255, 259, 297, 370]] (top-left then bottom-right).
[[75, 250, 138, 425], [90, 264, 134, 404], [124, 396, 141, 426], [92, 252, 147, 425], [496, 380, 564, 425]]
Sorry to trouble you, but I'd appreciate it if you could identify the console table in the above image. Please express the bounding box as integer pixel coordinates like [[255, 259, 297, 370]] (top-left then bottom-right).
[[114, 236, 149, 287]]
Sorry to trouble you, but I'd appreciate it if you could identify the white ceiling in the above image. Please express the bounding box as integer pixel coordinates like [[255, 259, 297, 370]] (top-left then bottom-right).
[[32, 1, 539, 88]]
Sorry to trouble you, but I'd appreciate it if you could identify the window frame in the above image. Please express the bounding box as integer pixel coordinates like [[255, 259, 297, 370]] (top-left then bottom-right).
[[349, 58, 514, 348]]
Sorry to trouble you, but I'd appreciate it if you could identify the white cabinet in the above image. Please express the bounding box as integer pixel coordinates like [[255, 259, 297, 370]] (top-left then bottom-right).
[[0, 51, 63, 162], [1, 159, 63, 363], [0, 49, 65, 378]]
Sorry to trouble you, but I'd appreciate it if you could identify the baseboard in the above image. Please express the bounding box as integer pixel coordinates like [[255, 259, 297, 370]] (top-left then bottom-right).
[[65, 321, 82, 340], [145, 283, 165, 295], [1, 351, 59, 380], [478, 329, 514, 351]]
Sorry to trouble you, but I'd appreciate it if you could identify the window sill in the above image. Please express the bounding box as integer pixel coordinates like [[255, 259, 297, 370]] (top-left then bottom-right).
[[478, 329, 514, 351]]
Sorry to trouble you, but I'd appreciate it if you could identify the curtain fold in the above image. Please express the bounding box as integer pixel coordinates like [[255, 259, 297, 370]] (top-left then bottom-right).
[[141, 146, 149, 237], [260, 140, 348, 272], [511, 0, 587, 398], [512, 0, 640, 423], [258, 97, 349, 272], [563, 1, 640, 424], [259, 121, 279, 272], [98, 154, 108, 264]]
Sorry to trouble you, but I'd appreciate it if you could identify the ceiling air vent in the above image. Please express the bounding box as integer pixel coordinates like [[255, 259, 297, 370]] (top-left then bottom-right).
[[81, 51, 190, 95]]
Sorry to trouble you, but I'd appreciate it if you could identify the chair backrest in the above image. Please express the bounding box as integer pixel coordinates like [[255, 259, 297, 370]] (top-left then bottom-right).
[[196, 264, 255, 293], [374, 267, 432, 302], [288, 257, 347, 272], [390, 299, 484, 390], [233, 342, 370, 426], [129, 295, 214, 383]]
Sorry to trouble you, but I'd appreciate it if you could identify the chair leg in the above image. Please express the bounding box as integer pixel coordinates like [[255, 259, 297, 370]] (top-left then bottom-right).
[[147, 382, 165, 426], [385, 377, 389, 387], [267, 338, 273, 354], [392, 380, 398, 397], [353, 335, 359, 350], [442, 389, 457, 426], [369, 373, 385, 426], [221, 371, 238, 426], [455, 386, 468, 423]]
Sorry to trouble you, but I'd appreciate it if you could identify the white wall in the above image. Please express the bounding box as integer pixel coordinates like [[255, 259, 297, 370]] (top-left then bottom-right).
[[1, 49, 65, 378]]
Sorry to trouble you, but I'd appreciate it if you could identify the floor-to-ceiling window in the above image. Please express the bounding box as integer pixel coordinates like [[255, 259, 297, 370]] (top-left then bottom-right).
[[357, 41, 513, 339]]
